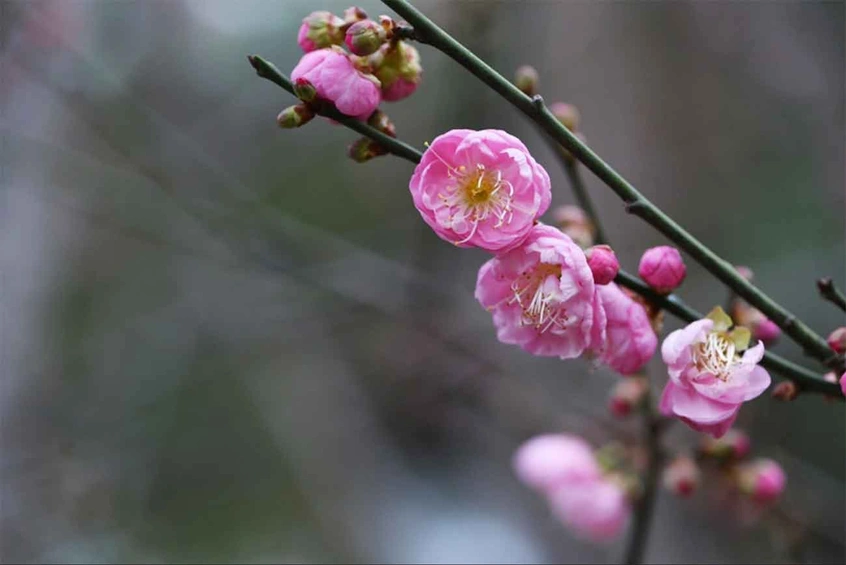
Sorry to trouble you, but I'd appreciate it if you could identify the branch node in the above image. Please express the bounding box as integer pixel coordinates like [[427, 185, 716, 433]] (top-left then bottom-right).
[[625, 200, 647, 215], [531, 94, 545, 109]]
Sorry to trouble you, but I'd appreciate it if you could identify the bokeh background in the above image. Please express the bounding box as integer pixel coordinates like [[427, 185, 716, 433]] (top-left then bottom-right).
[[2, 1, 844, 563]]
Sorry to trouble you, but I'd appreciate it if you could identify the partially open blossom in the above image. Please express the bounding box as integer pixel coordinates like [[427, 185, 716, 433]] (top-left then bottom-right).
[[827, 327, 846, 354], [595, 283, 657, 375], [547, 479, 630, 542], [475, 224, 604, 359], [297, 11, 344, 52], [513, 434, 600, 493], [738, 458, 786, 503], [638, 246, 686, 294], [551, 205, 595, 249], [585, 245, 619, 286], [700, 429, 751, 460], [372, 41, 422, 101], [514, 65, 539, 96], [345, 19, 387, 56], [659, 307, 771, 438], [410, 129, 551, 251], [663, 456, 700, 497], [609, 376, 649, 418], [291, 47, 381, 119], [550, 102, 580, 132]]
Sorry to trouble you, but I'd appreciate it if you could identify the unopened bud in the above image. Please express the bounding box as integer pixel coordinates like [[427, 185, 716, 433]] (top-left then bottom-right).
[[738, 458, 786, 503], [752, 318, 781, 344], [771, 380, 799, 401], [276, 104, 314, 128], [585, 244, 619, 286], [372, 41, 422, 102], [549, 102, 580, 132], [343, 6, 368, 24], [347, 137, 387, 162], [367, 109, 396, 137], [608, 377, 648, 418], [293, 78, 317, 103], [514, 65, 539, 96], [700, 429, 750, 460], [827, 327, 846, 354], [638, 246, 686, 294], [662, 456, 700, 497], [298, 11, 345, 52], [345, 19, 387, 56]]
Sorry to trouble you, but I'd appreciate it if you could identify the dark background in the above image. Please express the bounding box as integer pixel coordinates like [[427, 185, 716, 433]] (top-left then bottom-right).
[[2, 1, 844, 562]]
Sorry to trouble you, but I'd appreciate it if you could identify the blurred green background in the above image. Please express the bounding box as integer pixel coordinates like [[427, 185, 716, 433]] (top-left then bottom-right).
[[2, 1, 844, 563]]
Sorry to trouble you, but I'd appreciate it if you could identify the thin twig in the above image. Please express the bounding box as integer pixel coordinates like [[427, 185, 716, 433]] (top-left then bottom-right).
[[245, 55, 842, 397], [380, 0, 841, 375], [817, 277, 846, 313]]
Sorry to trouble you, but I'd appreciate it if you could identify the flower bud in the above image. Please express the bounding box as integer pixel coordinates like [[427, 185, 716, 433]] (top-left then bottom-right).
[[827, 327, 846, 354], [276, 104, 314, 128], [738, 458, 786, 503], [752, 318, 780, 344], [297, 11, 345, 52], [292, 77, 317, 103], [662, 456, 700, 497], [343, 6, 368, 25], [771, 380, 799, 401], [551, 205, 595, 249], [345, 19, 387, 56], [638, 246, 686, 294], [514, 65, 539, 96], [372, 41, 422, 102], [550, 102, 580, 132], [367, 109, 396, 137], [585, 245, 619, 286], [700, 429, 750, 460], [608, 377, 648, 418], [347, 137, 386, 163]]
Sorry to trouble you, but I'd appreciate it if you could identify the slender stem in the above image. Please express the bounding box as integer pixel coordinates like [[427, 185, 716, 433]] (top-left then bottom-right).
[[245, 55, 841, 397], [381, 0, 841, 374], [247, 55, 423, 163], [817, 277, 846, 313]]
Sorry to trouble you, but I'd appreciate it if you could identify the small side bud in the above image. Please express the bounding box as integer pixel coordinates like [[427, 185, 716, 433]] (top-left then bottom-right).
[[662, 456, 700, 497], [549, 102, 580, 132], [276, 104, 314, 128], [638, 246, 686, 294], [585, 245, 620, 286], [345, 19, 387, 56], [298, 11, 345, 52], [372, 41, 422, 102], [700, 429, 750, 460], [771, 381, 799, 401], [608, 377, 648, 418], [752, 318, 781, 344], [514, 65, 539, 96], [343, 6, 368, 25], [738, 458, 786, 503], [827, 327, 846, 354], [367, 109, 396, 137], [293, 78, 317, 103], [347, 137, 387, 163]]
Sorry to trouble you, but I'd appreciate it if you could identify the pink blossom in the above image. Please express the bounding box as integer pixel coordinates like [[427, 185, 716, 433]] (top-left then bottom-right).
[[828, 327, 846, 353], [291, 48, 381, 119], [547, 479, 629, 542], [297, 11, 344, 53], [585, 245, 619, 286], [512, 434, 600, 493], [752, 318, 780, 344], [739, 458, 786, 503], [638, 246, 686, 294], [475, 224, 604, 359], [595, 283, 657, 375], [411, 130, 551, 252], [658, 308, 771, 438], [662, 456, 700, 497]]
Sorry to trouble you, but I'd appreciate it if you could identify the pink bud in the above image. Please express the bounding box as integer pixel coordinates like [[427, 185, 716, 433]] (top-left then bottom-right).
[[297, 11, 344, 52], [608, 378, 648, 418], [734, 265, 754, 281], [585, 245, 619, 286], [344, 19, 387, 56], [638, 246, 686, 294], [739, 459, 786, 503], [662, 456, 700, 497], [372, 41, 422, 102], [547, 479, 629, 542], [512, 434, 600, 493], [549, 102, 580, 132], [701, 429, 750, 460], [827, 327, 846, 354], [752, 318, 781, 344]]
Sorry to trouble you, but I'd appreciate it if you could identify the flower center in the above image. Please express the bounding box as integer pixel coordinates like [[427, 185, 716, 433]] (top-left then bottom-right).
[[508, 263, 570, 332], [436, 162, 515, 244], [694, 332, 738, 380]]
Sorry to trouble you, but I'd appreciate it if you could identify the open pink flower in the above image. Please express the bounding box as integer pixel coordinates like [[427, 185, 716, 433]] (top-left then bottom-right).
[[475, 224, 604, 359], [291, 47, 381, 119], [595, 282, 657, 375], [410, 129, 551, 251], [513, 434, 600, 493], [547, 479, 629, 542], [659, 307, 771, 438]]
